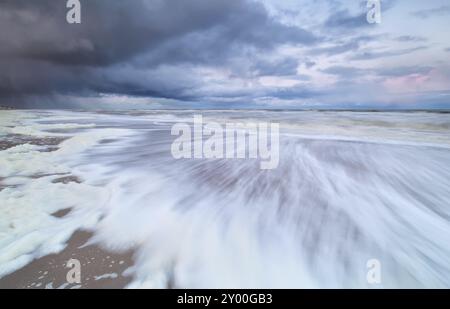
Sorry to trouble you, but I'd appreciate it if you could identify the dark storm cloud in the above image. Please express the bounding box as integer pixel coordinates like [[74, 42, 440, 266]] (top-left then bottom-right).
[[0, 0, 446, 109], [0, 0, 319, 107], [1, 0, 252, 66]]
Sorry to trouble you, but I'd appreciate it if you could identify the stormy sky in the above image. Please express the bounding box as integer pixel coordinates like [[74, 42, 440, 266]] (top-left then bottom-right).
[[0, 0, 449, 109]]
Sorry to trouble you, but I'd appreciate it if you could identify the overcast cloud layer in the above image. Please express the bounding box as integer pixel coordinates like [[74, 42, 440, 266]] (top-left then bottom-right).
[[0, 0, 449, 109]]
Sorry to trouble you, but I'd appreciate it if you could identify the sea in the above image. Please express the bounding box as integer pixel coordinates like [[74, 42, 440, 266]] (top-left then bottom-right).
[[0, 109, 449, 288]]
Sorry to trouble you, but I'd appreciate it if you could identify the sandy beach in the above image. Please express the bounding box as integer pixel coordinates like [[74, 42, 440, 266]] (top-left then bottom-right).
[[0, 230, 134, 289]]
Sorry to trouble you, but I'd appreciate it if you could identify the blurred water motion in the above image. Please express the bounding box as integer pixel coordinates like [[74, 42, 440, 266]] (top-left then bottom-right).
[[1, 110, 449, 288]]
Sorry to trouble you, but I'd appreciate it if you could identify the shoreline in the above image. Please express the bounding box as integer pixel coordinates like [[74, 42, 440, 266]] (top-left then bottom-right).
[[2, 107, 450, 113]]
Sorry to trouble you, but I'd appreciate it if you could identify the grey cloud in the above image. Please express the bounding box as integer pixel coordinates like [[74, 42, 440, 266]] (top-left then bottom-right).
[[311, 35, 381, 56], [375, 66, 433, 77], [3, 0, 279, 67], [304, 60, 316, 68], [313, 41, 360, 56], [0, 0, 446, 110], [250, 58, 300, 77], [350, 46, 427, 60], [324, 10, 369, 30], [322, 66, 369, 77], [412, 6, 450, 19], [322, 65, 434, 80], [395, 35, 427, 42], [0, 0, 319, 107], [267, 87, 325, 100]]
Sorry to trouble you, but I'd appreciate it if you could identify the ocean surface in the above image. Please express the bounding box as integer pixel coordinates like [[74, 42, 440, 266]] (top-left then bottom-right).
[[0, 109, 450, 288]]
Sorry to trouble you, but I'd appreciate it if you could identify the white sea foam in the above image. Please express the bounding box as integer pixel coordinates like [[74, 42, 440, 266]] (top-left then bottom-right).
[[0, 111, 29, 136], [94, 273, 118, 281], [0, 111, 134, 277]]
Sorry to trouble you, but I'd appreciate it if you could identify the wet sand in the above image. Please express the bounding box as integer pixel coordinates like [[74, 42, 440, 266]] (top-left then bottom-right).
[[0, 230, 135, 289], [0, 135, 67, 151]]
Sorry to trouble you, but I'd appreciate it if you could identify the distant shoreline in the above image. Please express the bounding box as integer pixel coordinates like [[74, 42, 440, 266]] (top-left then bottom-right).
[[1, 106, 450, 113]]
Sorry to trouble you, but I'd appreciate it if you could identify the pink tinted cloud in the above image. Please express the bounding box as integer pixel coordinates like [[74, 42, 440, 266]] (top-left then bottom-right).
[[383, 69, 450, 94]]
